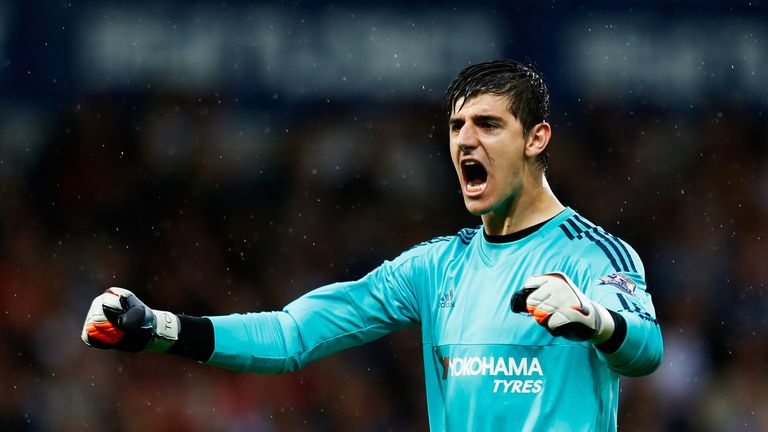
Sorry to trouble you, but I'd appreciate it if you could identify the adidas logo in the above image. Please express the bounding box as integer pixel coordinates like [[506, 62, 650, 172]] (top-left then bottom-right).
[[440, 288, 456, 308]]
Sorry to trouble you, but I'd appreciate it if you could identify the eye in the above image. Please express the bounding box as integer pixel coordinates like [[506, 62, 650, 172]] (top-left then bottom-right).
[[449, 121, 464, 133]]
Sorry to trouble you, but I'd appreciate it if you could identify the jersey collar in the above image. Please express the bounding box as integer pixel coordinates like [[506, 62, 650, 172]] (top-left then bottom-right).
[[477, 207, 575, 267]]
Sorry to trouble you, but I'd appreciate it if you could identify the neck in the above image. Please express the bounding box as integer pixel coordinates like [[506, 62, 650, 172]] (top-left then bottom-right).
[[481, 174, 565, 236]]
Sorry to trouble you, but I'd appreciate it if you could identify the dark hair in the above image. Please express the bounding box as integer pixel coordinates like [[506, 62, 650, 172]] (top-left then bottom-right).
[[444, 59, 551, 170]]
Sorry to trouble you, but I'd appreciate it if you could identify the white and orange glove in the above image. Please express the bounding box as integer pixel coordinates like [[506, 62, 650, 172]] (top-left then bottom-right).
[[511, 273, 615, 343], [81, 288, 179, 352]]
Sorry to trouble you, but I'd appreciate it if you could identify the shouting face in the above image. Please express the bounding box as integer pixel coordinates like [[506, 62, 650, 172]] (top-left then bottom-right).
[[449, 93, 538, 217]]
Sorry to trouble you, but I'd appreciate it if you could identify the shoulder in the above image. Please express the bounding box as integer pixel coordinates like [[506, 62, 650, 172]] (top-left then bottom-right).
[[391, 226, 480, 268], [554, 212, 644, 276]]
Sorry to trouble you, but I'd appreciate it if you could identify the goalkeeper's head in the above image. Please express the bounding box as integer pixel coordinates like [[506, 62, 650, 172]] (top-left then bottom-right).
[[445, 59, 551, 171]]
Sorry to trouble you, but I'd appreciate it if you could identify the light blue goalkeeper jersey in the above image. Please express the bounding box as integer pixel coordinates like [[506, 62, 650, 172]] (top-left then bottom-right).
[[206, 207, 663, 431]]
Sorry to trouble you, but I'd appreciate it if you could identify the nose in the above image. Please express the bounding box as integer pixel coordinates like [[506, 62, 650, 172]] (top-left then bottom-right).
[[456, 124, 479, 153]]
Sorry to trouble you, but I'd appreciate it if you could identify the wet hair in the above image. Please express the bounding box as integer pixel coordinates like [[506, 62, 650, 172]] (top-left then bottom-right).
[[444, 59, 551, 170]]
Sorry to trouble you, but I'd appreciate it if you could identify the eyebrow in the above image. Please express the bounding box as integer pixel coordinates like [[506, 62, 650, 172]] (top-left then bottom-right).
[[449, 113, 505, 125], [472, 114, 505, 124]]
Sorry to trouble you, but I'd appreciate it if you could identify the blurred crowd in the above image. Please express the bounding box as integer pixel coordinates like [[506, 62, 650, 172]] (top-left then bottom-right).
[[1, 89, 767, 431]]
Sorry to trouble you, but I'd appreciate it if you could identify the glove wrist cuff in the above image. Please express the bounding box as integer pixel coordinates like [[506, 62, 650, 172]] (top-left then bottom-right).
[[589, 302, 615, 344], [146, 310, 180, 352]]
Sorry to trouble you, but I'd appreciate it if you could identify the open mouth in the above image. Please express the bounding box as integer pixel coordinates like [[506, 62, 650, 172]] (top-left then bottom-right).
[[461, 160, 488, 195]]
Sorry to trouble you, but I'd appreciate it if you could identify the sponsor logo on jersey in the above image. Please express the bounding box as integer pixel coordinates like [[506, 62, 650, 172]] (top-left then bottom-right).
[[439, 288, 456, 308], [598, 273, 637, 296], [439, 355, 544, 394]]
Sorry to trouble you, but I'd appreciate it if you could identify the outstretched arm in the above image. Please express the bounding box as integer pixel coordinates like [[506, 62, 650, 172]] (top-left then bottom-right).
[[82, 258, 421, 373]]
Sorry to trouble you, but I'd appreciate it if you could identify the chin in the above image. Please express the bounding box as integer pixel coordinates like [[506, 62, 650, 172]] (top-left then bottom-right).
[[463, 199, 492, 216]]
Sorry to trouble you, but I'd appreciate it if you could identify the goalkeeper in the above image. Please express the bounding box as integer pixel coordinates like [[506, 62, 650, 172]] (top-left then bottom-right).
[[82, 59, 663, 431]]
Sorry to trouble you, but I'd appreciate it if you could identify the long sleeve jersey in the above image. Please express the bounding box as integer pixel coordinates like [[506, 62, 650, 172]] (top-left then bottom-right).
[[205, 207, 663, 431]]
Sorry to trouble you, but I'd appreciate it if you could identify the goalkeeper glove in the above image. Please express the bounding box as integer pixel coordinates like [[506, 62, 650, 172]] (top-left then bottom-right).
[[81, 287, 179, 352], [511, 273, 615, 343]]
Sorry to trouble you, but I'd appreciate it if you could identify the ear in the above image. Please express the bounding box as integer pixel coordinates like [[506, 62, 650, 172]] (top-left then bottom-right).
[[524, 122, 551, 159]]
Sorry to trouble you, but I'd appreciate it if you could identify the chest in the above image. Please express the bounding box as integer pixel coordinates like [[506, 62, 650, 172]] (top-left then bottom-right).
[[431, 258, 557, 347]]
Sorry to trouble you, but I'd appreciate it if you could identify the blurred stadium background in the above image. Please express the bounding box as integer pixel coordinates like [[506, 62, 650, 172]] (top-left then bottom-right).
[[1, 0, 767, 430]]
